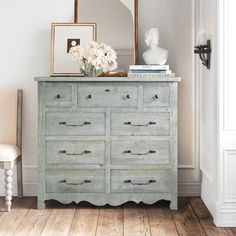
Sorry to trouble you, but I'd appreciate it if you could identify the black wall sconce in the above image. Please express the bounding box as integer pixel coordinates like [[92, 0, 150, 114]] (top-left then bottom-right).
[[194, 40, 211, 69]]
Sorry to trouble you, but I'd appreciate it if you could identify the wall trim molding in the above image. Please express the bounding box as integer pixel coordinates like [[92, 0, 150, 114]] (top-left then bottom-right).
[[177, 0, 199, 171], [178, 181, 201, 197], [215, 203, 236, 227], [178, 164, 196, 169], [191, 0, 198, 170], [223, 150, 236, 202], [201, 181, 216, 219]]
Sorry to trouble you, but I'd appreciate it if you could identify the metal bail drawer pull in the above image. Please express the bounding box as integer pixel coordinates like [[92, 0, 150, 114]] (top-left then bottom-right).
[[59, 150, 91, 155], [123, 121, 156, 127], [123, 150, 156, 156], [59, 179, 91, 186], [59, 121, 91, 127], [124, 180, 156, 185]]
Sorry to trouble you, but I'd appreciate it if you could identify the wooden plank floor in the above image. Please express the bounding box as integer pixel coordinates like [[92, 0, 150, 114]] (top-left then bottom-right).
[[0, 197, 235, 236]]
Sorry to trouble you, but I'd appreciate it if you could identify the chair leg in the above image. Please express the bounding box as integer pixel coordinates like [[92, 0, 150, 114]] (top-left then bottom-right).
[[4, 169, 13, 212], [17, 155, 23, 198]]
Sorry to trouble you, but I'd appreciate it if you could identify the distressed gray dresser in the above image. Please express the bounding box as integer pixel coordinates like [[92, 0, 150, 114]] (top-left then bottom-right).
[[35, 77, 180, 209]]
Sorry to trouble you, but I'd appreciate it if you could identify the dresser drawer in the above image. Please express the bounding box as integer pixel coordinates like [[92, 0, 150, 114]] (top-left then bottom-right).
[[111, 112, 170, 136], [45, 112, 105, 136], [111, 141, 170, 164], [78, 85, 138, 108], [111, 170, 171, 193], [45, 84, 73, 108], [45, 169, 105, 193], [46, 140, 105, 164], [143, 85, 170, 108]]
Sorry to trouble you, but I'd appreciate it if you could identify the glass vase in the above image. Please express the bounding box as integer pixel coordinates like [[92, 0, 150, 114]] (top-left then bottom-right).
[[80, 64, 102, 77]]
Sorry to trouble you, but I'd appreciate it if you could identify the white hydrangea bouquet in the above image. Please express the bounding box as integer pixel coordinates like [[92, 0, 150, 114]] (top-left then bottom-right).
[[69, 41, 118, 77]]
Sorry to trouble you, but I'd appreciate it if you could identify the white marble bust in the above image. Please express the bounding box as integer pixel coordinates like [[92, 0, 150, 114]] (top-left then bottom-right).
[[143, 28, 168, 65]]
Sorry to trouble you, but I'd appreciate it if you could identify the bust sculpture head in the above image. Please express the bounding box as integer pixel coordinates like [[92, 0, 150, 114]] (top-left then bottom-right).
[[143, 28, 168, 65], [144, 28, 159, 47]]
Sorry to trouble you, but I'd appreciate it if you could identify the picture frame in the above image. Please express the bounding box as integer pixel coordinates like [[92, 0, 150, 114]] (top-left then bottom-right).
[[50, 23, 97, 77]]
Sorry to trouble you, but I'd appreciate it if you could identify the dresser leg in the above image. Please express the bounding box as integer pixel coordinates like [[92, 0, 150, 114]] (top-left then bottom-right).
[[170, 200, 178, 210], [37, 198, 45, 209]]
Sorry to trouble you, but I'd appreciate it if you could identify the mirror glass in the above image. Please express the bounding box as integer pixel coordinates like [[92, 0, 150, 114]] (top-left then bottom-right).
[[78, 0, 136, 72]]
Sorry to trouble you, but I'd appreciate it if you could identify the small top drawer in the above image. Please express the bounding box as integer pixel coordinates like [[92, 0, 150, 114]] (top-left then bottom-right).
[[78, 85, 138, 108], [45, 84, 73, 108], [143, 85, 170, 108]]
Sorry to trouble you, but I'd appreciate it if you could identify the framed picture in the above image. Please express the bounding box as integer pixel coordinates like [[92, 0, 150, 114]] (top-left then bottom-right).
[[50, 23, 97, 76]]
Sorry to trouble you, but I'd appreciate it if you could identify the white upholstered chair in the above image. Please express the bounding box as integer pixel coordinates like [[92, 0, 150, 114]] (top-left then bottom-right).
[[0, 89, 23, 211]]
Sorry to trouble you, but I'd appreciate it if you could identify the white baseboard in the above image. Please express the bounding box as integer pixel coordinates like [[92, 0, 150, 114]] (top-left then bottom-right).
[[178, 181, 201, 196], [215, 205, 236, 227], [202, 178, 236, 227], [201, 183, 216, 218]]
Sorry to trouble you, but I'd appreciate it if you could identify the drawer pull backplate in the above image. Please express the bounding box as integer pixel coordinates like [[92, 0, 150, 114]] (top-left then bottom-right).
[[123, 121, 156, 127], [124, 180, 156, 186], [59, 179, 91, 186], [59, 150, 91, 155], [59, 121, 91, 127], [123, 150, 156, 156]]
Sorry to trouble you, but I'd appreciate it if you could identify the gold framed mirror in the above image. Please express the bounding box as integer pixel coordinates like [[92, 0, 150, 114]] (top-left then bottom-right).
[[75, 0, 138, 72]]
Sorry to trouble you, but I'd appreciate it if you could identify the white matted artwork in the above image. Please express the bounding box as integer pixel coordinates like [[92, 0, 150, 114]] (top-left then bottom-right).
[[50, 23, 97, 76]]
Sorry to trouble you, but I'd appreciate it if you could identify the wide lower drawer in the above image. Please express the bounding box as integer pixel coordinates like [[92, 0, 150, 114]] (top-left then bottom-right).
[[46, 140, 105, 164], [111, 170, 171, 193], [78, 85, 138, 108], [111, 141, 170, 164], [45, 169, 105, 193], [111, 112, 170, 136], [45, 112, 105, 136]]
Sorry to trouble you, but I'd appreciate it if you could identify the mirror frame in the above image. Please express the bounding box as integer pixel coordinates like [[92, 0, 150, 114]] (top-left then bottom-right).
[[74, 0, 138, 65]]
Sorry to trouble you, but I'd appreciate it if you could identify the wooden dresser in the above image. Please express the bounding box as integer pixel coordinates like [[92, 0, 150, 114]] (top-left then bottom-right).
[[35, 77, 180, 209]]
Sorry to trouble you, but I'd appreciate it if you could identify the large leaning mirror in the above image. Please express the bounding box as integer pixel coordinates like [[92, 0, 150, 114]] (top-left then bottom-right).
[[77, 0, 138, 72]]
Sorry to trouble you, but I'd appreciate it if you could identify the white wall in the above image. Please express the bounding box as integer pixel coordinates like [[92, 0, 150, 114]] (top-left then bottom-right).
[[139, 0, 201, 196], [0, 0, 200, 196], [0, 0, 74, 195]]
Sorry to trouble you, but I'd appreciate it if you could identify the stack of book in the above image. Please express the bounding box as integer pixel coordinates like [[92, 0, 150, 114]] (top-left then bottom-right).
[[128, 65, 175, 78]]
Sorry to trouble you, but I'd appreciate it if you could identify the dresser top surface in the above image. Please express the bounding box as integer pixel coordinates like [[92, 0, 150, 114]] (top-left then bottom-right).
[[34, 77, 181, 82]]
